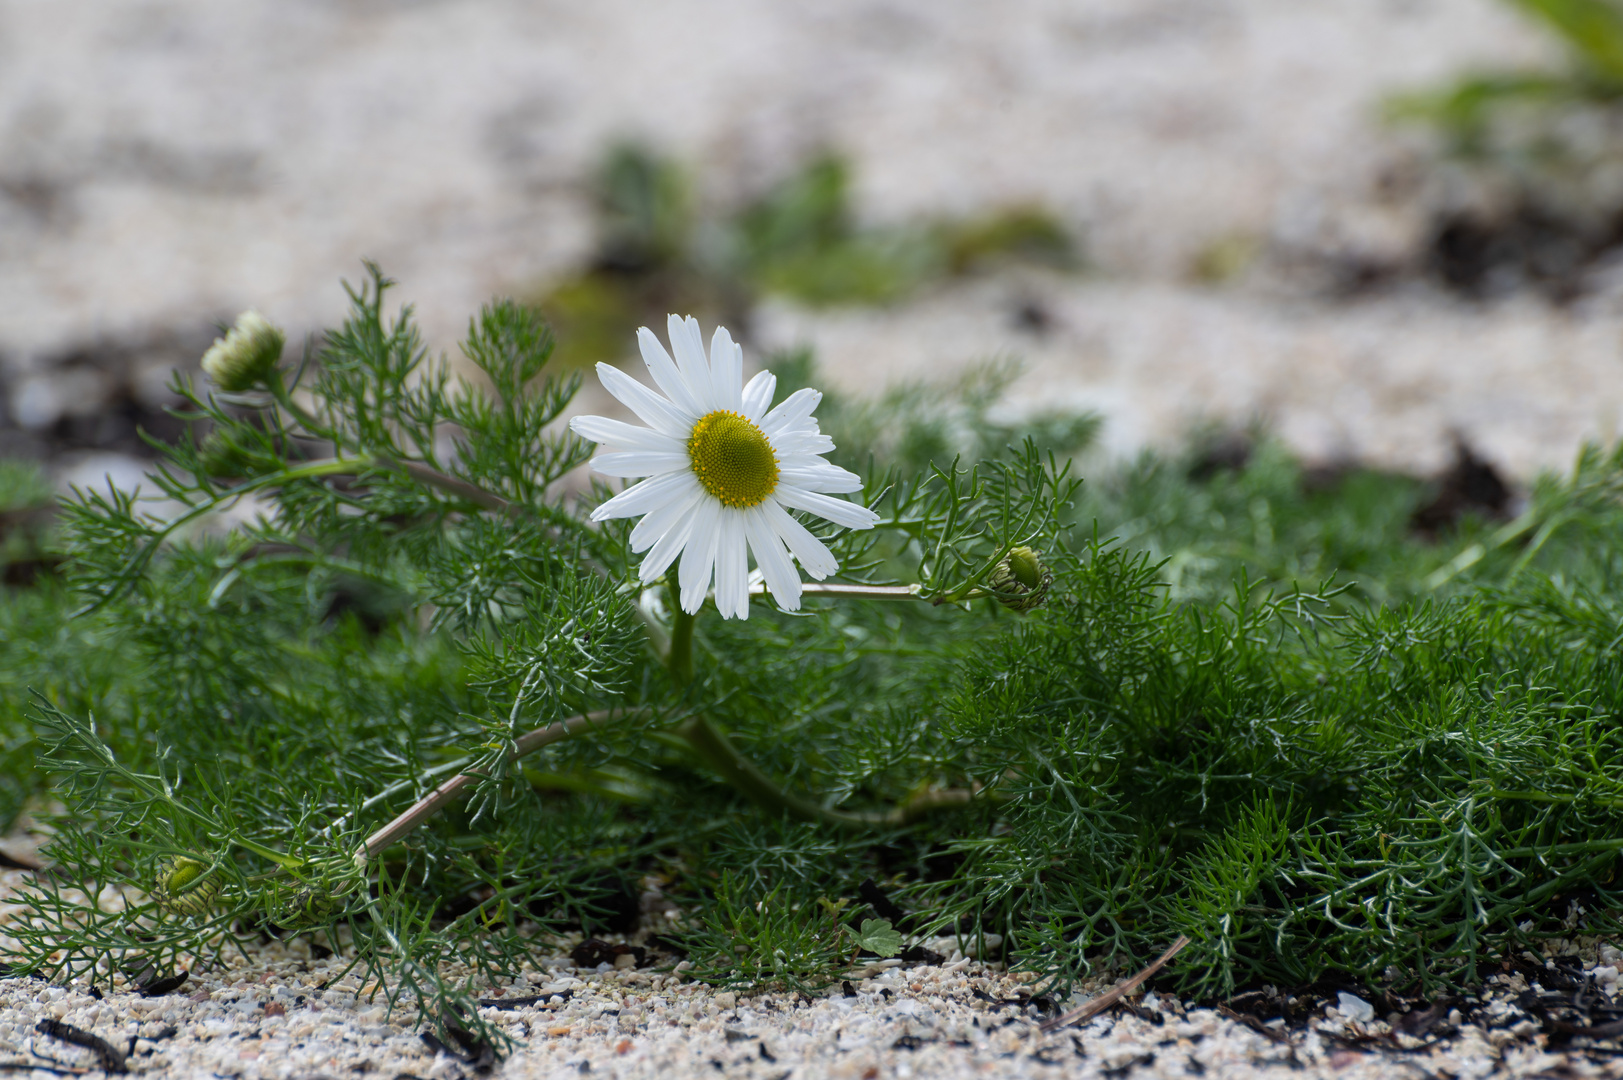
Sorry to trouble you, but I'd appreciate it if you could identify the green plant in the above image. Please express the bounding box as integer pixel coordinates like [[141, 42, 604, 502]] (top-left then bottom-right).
[[5, 266, 1073, 1042], [11, 266, 1623, 1058], [685, 873, 852, 994]]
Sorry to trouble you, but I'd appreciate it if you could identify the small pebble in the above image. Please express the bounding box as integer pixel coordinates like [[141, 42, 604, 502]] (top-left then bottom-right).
[[1337, 992, 1375, 1024]]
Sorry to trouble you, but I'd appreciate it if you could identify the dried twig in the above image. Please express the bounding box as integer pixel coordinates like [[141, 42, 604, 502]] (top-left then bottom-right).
[[1038, 935, 1191, 1033], [32, 1020, 125, 1074], [358, 709, 621, 859], [1218, 1004, 1288, 1043]]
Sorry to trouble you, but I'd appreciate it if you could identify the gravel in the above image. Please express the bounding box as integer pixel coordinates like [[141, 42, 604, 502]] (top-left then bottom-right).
[[7, 831, 1623, 1080], [8, 935, 1623, 1079]]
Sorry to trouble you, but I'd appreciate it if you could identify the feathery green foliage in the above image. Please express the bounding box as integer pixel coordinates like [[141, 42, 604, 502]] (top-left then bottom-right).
[[6, 266, 1623, 1053]]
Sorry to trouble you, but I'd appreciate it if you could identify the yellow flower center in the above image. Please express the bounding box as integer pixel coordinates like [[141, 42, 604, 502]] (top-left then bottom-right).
[[687, 410, 779, 508]]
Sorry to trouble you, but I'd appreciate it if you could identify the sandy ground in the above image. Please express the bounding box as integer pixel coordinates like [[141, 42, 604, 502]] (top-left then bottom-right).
[[5, 0, 1613, 479], [758, 278, 1623, 477], [7, 839, 1623, 1080]]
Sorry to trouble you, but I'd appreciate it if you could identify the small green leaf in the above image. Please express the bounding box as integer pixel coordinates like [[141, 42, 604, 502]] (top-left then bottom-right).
[[818, 896, 850, 918], [855, 918, 904, 959]]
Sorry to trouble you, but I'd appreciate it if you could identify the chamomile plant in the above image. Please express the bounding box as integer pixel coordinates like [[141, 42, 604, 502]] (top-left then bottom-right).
[[17, 262, 1623, 1051], [11, 265, 1071, 1041]]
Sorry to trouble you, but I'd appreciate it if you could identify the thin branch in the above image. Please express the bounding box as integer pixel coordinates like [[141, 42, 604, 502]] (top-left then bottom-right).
[[677, 714, 981, 831], [748, 582, 924, 601], [1037, 935, 1191, 1033], [357, 709, 623, 860], [381, 457, 518, 518]]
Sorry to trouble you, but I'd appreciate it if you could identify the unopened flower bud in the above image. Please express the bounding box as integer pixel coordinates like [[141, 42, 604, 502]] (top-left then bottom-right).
[[201, 310, 284, 392], [987, 545, 1052, 611], [278, 886, 344, 929], [154, 855, 221, 917]]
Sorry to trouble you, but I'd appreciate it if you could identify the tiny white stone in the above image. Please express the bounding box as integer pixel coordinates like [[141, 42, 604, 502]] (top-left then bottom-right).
[[1337, 991, 1374, 1024], [12, 376, 64, 429]]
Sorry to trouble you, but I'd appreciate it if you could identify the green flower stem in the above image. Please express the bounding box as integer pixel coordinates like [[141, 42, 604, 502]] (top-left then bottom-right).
[[1486, 787, 1623, 810], [635, 588, 672, 659], [1424, 513, 1540, 590], [232, 837, 307, 872], [357, 708, 623, 862], [668, 605, 696, 685], [1423, 478, 1610, 591], [295, 453, 523, 520], [1496, 835, 1623, 861], [931, 542, 1022, 606], [676, 713, 978, 831], [266, 370, 336, 444]]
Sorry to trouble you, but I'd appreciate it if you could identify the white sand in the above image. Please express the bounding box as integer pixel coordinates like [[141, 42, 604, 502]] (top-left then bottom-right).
[[5, 0, 1610, 477]]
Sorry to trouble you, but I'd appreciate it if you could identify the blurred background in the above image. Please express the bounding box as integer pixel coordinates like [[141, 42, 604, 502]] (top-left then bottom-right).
[[4, 0, 1622, 496]]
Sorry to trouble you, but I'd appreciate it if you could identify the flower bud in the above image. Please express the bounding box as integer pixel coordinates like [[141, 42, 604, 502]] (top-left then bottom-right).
[[154, 855, 221, 917], [987, 545, 1052, 611], [201, 310, 284, 392], [278, 886, 344, 929]]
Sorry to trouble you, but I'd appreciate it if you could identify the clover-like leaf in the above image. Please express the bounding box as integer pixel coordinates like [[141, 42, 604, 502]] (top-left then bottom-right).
[[855, 918, 904, 959]]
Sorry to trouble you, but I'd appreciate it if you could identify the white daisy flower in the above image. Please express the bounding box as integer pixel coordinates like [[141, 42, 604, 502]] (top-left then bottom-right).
[[570, 315, 879, 620]]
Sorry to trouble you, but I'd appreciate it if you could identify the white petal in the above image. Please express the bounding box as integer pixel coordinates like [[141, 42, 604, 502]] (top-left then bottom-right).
[[639, 497, 701, 582], [741, 370, 776, 421], [776, 452, 841, 470], [714, 511, 750, 619], [590, 469, 694, 522], [590, 451, 690, 478], [596, 364, 694, 439], [771, 418, 825, 437], [779, 461, 863, 493], [775, 485, 880, 530], [762, 387, 822, 437], [570, 414, 684, 454], [678, 498, 722, 613], [745, 505, 801, 611], [668, 315, 716, 413], [762, 499, 838, 579], [709, 325, 744, 413], [769, 430, 837, 456], [630, 477, 704, 552], [638, 327, 706, 417]]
